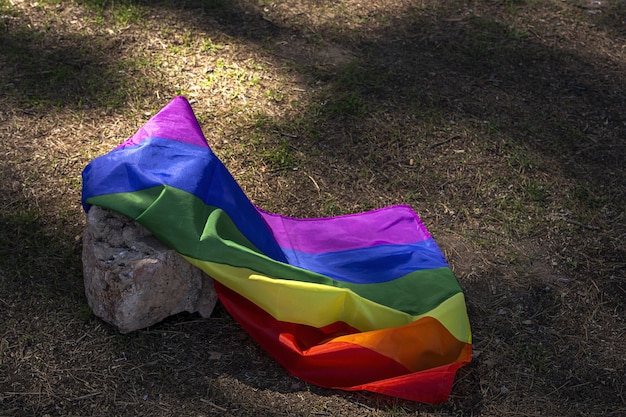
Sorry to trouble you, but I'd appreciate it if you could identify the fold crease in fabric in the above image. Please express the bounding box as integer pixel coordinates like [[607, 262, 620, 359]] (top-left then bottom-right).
[[81, 96, 472, 404]]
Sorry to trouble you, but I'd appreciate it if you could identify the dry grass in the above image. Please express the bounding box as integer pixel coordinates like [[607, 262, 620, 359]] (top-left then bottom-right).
[[1, 0, 625, 416]]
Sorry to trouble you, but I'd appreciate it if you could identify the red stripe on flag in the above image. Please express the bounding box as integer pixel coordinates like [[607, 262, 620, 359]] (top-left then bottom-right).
[[214, 281, 468, 403]]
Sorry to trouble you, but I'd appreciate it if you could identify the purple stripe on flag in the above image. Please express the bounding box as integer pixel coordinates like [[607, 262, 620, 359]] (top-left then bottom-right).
[[257, 205, 432, 254], [116, 96, 209, 150]]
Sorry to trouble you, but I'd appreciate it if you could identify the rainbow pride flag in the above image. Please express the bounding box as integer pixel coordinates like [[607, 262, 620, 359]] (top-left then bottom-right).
[[82, 97, 472, 403]]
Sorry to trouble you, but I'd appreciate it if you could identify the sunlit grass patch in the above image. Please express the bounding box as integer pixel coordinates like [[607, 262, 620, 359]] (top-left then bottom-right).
[[203, 58, 264, 101], [200, 37, 225, 53], [74, 0, 144, 26]]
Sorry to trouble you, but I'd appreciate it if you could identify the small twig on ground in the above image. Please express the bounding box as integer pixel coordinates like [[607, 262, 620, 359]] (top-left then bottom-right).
[[70, 392, 102, 402], [466, 227, 505, 236], [272, 130, 298, 138], [565, 219, 601, 230], [199, 398, 228, 412], [429, 135, 461, 149], [439, 179, 455, 189], [306, 173, 321, 193], [268, 166, 296, 174], [349, 399, 374, 410]]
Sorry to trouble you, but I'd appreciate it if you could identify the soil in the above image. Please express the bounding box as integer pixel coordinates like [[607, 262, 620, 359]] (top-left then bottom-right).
[[1, 0, 624, 416]]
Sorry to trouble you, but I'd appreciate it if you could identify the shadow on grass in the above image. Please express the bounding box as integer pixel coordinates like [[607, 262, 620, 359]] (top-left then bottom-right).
[[1, 0, 624, 414], [3, 1, 623, 191], [0, 21, 127, 109], [117, 1, 623, 225], [0, 212, 84, 308], [237, 8, 626, 195]]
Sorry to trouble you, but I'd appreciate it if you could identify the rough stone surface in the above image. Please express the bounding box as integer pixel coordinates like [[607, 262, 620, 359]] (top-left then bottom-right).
[[82, 206, 218, 333]]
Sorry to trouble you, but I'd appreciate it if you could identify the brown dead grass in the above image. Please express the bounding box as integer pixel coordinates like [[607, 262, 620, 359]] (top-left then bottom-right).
[[1, 0, 625, 416]]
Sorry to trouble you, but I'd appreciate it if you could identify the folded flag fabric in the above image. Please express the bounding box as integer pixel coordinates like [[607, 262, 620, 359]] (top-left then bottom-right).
[[81, 96, 472, 403]]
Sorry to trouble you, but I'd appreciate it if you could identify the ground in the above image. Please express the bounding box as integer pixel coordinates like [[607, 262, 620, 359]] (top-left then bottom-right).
[[0, 0, 625, 416]]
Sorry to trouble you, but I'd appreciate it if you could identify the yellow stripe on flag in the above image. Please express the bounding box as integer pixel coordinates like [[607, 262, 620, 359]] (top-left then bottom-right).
[[184, 257, 471, 343]]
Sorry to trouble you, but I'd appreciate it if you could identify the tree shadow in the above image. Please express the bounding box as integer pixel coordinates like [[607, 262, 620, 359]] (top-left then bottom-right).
[[0, 212, 84, 307], [5, 1, 623, 193], [223, 4, 626, 194], [0, 19, 125, 109], [152, 2, 624, 412], [2, 1, 624, 414], [114, 1, 623, 229]]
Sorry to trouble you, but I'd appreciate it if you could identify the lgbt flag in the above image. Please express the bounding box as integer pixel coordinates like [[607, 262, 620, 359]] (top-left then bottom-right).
[[82, 97, 472, 403]]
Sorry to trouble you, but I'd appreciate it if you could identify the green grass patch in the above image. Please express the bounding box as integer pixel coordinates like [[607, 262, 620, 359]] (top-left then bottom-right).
[[200, 37, 225, 53], [262, 139, 297, 170], [74, 0, 144, 26], [323, 91, 364, 116]]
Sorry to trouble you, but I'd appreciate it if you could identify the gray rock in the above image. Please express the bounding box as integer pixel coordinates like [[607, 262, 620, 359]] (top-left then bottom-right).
[[82, 206, 217, 333]]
